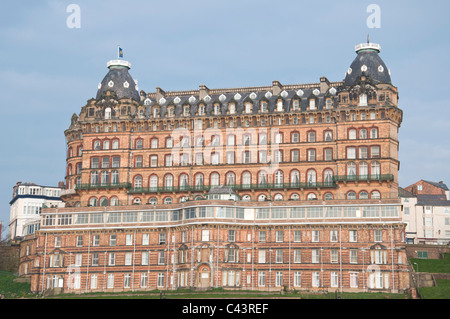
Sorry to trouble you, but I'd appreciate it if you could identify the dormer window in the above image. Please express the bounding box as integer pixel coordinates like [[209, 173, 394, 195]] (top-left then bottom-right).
[[229, 103, 236, 114], [261, 101, 268, 113], [198, 105, 205, 116], [292, 99, 300, 111], [325, 99, 332, 109], [153, 107, 160, 118], [105, 107, 112, 119], [214, 104, 220, 115], [168, 107, 174, 117], [359, 94, 368, 106], [277, 100, 283, 112], [309, 99, 316, 110], [245, 103, 252, 114], [184, 106, 190, 117]]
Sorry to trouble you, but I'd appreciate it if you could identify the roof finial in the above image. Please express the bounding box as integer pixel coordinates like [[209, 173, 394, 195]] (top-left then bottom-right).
[[367, 33, 370, 44]]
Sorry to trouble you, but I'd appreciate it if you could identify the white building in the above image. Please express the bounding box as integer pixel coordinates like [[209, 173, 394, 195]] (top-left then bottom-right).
[[9, 181, 65, 241], [400, 181, 450, 245]]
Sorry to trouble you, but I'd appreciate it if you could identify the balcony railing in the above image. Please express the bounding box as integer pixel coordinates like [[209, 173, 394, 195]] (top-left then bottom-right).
[[333, 174, 394, 182], [127, 182, 336, 194], [76, 183, 132, 190]]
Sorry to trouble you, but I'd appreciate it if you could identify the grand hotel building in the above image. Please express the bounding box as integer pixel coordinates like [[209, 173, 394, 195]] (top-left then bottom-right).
[[19, 41, 410, 294]]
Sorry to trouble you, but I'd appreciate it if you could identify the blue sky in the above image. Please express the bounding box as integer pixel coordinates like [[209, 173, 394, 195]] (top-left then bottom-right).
[[1, 0, 449, 238]]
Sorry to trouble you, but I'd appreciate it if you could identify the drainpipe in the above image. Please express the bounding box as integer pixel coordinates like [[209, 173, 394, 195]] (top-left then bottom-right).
[[41, 232, 48, 294]]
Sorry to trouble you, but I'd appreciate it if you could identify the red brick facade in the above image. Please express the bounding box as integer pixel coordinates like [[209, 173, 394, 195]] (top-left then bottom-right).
[[19, 42, 411, 294]]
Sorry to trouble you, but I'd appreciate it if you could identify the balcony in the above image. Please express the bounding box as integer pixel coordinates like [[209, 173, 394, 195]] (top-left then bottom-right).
[[127, 182, 336, 194], [76, 183, 131, 190], [333, 174, 394, 182]]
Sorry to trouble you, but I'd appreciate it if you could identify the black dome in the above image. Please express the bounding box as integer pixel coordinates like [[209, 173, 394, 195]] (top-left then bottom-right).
[[344, 43, 391, 86], [96, 60, 140, 101]]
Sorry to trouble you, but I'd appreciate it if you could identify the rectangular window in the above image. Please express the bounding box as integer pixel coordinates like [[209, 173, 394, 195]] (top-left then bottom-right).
[[259, 231, 266, 242], [109, 234, 116, 246], [107, 274, 114, 289], [276, 249, 283, 263], [308, 149, 316, 161], [347, 147, 356, 159], [312, 230, 320, 242], [331, 272, 339, 288], [159, 233, 166, 244], [150, 155, 158, 167], [258, 272, 265, 287], [108, 253, 115, 266], [276, 230, 284, 242], [228, 230, 235, 242], [142, 233, 149, 245], [312, 249, 320, 263], [258, 250, 266, 263], [294, 249, 301, 263], [76, 235, 83, 247], [330, 230, 338, 242], [202, 230, 209, 241], [294, 272, 301, 287], [350, 249, 358, 264], [374, 230, 382, 242], [349, 230, 357, 242], [371, 146, 380, 158]]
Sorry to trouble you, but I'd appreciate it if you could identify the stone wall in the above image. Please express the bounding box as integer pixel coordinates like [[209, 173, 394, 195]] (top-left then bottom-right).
[[406, 244, 450, 259], [0, 244, 20, 272]]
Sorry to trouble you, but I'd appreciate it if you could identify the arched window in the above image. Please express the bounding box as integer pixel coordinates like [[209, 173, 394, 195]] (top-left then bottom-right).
[[348, 129, 357, 140], [307, 193, 317, 200], [210, 172, 220, 186], [105, 107, 111, 119], [136, 139, 143, 149], [347, 162, 357, 178], [226, 172, 235, 186], [101, 171, 110, 185], [149, 175, 158, 190], [110, 197, 119, 206], [308, 131, 316, 142], [360, 129, 368, 139], [324, 169, 333, 185], [307, 170, 316, 185], [112, 139, 119, 149], [347, 191, 357, 200], [151, 138, 159, 149], [291, 170, 300, 185], [274, 194, 283, 201], [324, 130, 333, 141], [359, 191, 369, 199], [258, 171, 267, 185], [195, 173, 204, 188], [93, 140, 101, 150], [179, 174, 189, 189], [242, 172, 251, 186], [291, 193, 300, 200], [291, 132, 300, 143], [164, 197, 172, 204], [111, 170, 119, 185], [134, 175, 143, 189], [324, 193, 334, 200], [133, 198, 142, 205], [359, 162, 368, 179], [359, 94, 368, 106], [242, 195, 251, 201], [89, 197, 98, 207], [274, 170, 284, 186], [149, 198, 157, 205], [258, 194, 267, 202], [371, 161, 381, 177], [90, 171, 99, 185], [165, 174, 173, 189], [103, 140, 110, 150], [100, 197, 109, 206], [370, 128, 378, 139], [371, 191, 381, 199]]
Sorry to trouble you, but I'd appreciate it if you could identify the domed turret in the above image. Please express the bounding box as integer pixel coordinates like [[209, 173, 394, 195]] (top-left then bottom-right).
[[344, 42, 391, 86], [96, 59, 140, 101]]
